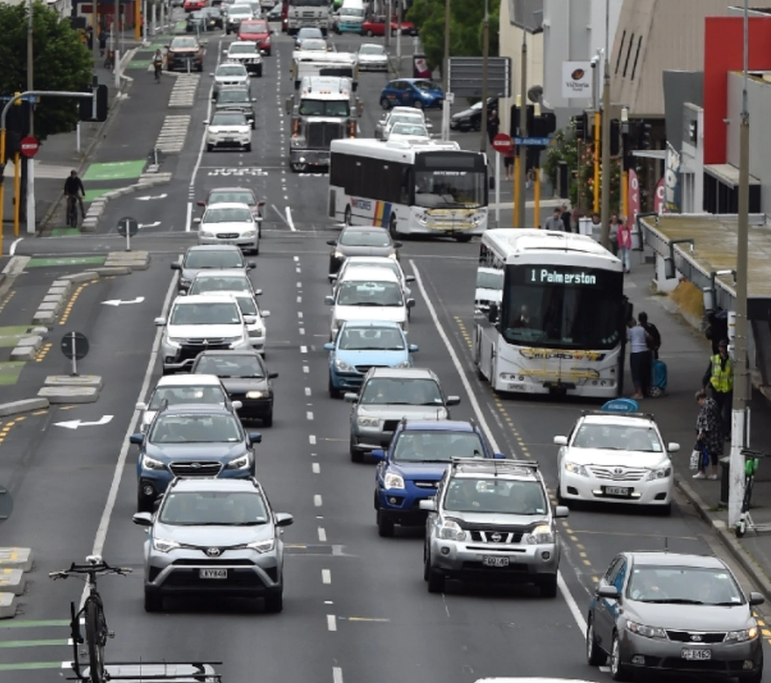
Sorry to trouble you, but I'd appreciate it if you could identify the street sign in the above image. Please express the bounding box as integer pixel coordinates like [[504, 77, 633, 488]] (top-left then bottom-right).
[[19, 137, 39, 158], [492, 133, 514, 154], [514, 136, 552, 146], [61, 330, 89, 377], [448, 57, 511, 98], [117, 216, 139, 237]]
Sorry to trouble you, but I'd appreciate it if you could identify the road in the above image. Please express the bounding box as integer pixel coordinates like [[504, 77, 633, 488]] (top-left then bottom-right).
[[1, 23, 769, 683]]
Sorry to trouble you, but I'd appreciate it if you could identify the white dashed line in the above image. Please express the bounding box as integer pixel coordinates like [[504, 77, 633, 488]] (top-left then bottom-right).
[[326, 614, 337, 632], [305, 387, 311, 396], [314, 494, 323, 507], [293, 255, 299, 262], [318, 526, 327, 542], [307, 411, 314, 421], [322, 568, 331, 584], [298, 311, 304, 318], [312, 462, 320, 474], [301, 345, 308, 353], [296, 282, 302, 288], [333, 667, 343, 683], [309, 434, 316, 444], [297, 295, 302, 303], [299, 328, 305, 335], [303, 366, 309, 374]]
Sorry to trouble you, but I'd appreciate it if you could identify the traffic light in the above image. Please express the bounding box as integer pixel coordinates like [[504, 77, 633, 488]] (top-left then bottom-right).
[[610, 119, 620, 156], [636, 121, 652, 149], [79, 84, 108, 123], [510, 104, 534, 137], [573, 112, 588, 141], [531, 112, 556, 138]]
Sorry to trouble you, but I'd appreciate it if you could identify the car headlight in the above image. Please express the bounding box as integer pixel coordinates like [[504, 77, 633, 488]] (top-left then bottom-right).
[[166, 336, 184, 346], [225, 453, 251, 470], [726, 626, 759, 642], [388, 252, 398, 260], [334, 358, 354, 372], [394, 359, 411, 368], [357, 416, 380, 428], [141, 454, 165, 470], [153, 538, 181, 553], [438, 519, 467, 542], [334, 251, 345, 259], [647, 466, 672, 480], [199, 230, 215, 237], [525, 524, 554, 544], [626, 620, 667, 639], [384, 472, 404, 490], [564, 461, 589, 477], [242, 230, 257, 238], [246, 538, 275, 553], [250, 327, 265, 338], [246, 390, 264, 399], [227, 336, 245, 346]]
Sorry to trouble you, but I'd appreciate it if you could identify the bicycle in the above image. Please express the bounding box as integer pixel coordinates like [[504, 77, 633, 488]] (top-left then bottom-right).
[[50, 556, 132, 683], [735, 448, 771, 537], [66, 194, 79, 228], [153, 59, 163, 82], [104, 50, 115, 70]]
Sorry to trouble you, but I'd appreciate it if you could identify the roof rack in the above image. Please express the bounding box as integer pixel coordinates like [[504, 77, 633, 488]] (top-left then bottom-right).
[[582, 409, 655, 420], [450, 457, 539, 473]]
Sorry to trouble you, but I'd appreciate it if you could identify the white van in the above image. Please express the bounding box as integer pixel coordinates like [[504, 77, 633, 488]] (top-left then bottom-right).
[[336, 0, 364, 33]]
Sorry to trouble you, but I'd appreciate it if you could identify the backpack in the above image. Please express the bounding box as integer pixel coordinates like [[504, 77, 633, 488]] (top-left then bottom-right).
[[645, 322, 661, 351], [649, 360, 667, 397]]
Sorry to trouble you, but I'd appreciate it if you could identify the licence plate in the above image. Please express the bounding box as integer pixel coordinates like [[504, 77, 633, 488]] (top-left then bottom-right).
[[199, 568, 227, 579], [681, 648, 712, 661], [604, 486, 631, 497], [482, 556, 509, 568]]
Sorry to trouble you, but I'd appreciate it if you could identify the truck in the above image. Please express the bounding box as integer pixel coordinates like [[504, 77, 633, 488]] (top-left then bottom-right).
[[284, 0, 330, 35], [285, 74, 362, 173]]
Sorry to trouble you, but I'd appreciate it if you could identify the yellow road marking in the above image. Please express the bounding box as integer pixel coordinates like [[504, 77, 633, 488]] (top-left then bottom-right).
[[35, 342, 53, 362], [59, 282, 91, 326]]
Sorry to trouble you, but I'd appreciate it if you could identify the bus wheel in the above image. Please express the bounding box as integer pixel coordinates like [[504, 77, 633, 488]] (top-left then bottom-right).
[[455, 234, 472, 243], [388, 216, 399, 239], [344, 206, 352, 225]]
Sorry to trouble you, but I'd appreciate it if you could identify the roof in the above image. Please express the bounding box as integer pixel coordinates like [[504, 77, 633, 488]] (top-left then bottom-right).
[[203, 201, 254, 211], [339, 266, 400, 282], [172, 293, 239, 304], [339, 320, 403, 329], [195, 348, 264, 357], [343, 225, 390, 233], [482, 229, 620, 268], [206, 186, 255, 194], [156, 374, 224, 387], [157, 403, 235, 416], [402, 419, 478, 433], [186, 244, 242, 252], [580, 413, 656, 427], [169, 477, 261, 493], [366, 367, 436, 378], [627, 552, 726, 569], [450, 459, 539, 480], [359, 43, 384, 51], [190, 269, 251, 279]]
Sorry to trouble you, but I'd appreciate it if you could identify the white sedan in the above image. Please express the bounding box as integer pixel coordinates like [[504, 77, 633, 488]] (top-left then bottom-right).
[[195, 202, 260, 254], [554, 412, 680, 514], [357, 43, 388, 71], [206, 111, 252, 152], [385, 121, 430, 141]]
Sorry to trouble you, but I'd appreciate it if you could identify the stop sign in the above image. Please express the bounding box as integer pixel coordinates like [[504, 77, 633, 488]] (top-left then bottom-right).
[[492, 133, 513, 154], [19, 136, 39, 158]]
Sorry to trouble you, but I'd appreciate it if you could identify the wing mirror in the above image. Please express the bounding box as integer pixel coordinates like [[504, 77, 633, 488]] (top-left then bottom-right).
[[193, 217, 202, 224], [275, 512, 294, 527], [406, 298, 415, 308], [370, 449, 385, 462], [243, 315, 257, 324], [596, 585, 620, 599], [154, 317, 166, 326], [553, 435, 568, 446], [268, 372, 279, 379], [554, 505, 569, 518], [343, 392, 358, 402], [170, 262, 181, 270], [667, 442, 681, 453], [393, 241, 403, 248], [231, 400, 243, 410], [249, 432, 262, 444], [408, 344, 419, 352], [494, 452, 506, 459], [750, 592, 766, 606], [129, 433, 144, 445], [405, 275, 415, 283], [323, 342, 335, 351], [135, 402, 147, 411], [197, 200, 206, 207], [261, 310, 271, 317], [446, 396, 461, 406], [247, 261, 257, 269], [324, 295, 334, 305], [132, 512, 154, 527], [326, 239, 337, 246]]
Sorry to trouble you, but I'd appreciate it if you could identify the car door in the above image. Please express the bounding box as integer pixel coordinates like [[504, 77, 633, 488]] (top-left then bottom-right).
[[594, 556, 627, 649]]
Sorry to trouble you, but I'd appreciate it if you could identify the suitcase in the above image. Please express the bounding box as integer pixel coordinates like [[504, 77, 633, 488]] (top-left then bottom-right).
[[649, 359, 667, 397]]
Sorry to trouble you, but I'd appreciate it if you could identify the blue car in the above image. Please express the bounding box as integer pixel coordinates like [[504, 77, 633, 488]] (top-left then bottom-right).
[[129, 404, 262, 512], [371, 419, 504, 537], [324, 321, 418, 398], [379, 78, 444, 110]]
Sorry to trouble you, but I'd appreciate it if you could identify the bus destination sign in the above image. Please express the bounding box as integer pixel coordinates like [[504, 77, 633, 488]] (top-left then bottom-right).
[[527, 267, 598, 286]]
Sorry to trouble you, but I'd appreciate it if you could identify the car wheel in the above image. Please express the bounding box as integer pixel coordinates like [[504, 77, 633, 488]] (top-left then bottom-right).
[[245, 143, 252, 152], [264, 591, 283, 613], [328, 376, 341, 399], [473, 119, 482, 132], [256, 67, 263, 77], [426, 564, 444, 594], [656, 502, 672, 516], [254, 241, 259, 255], [144, 588, 163, 613], [745, 655, 764, 683], [251, 121, 256, 130], [455, 234, 472, 243], [376, 510, 395, 537], [413, 100, 424, 109], [263, 411, 272, 427], [388, 215, 399, 239], [610, 632, 631, 681], [423, 543, 430, 581], [207, 144, 213, 152], [538, 573, 558, 598], [266, 49, 271, 56], [586, 615, 606, 666], [137, 488, 154, 513], [556, 480, 567, 506], [350, 437, 363, 463], [380, 97, 390, 110], [367, 29, 373, 36]]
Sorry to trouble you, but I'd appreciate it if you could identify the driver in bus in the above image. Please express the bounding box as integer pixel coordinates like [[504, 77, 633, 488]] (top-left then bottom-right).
[[512, 305, 533, 328]]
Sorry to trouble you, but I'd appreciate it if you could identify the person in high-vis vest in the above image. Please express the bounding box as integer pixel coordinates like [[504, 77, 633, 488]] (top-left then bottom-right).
[[701, 339, 733, 439]]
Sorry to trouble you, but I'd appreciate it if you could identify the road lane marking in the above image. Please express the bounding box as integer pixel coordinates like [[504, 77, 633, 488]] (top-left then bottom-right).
[[305, 387, 311, 396], [312, 463, 320, 474], [322, 569, 331, 584], [285, 207, 296, 231], [314, 494, 322, 506], [303, 366, 309, 373], [185, 202, 192, 232], [326, 614, 337, 631], [301, 345, 307, 353], [333, 667, 343, 683], [8, 238, 23, 256], [299, 328, 305, 335], [410, 260, 588, 635], [298, 311, 303, 318], [189, 37, 221, 192], [309, 434, 316, 444], [307, 411, 314, 420], [318, 527, 327, 542], [293, 255, 299, 262], [297, 296, 302, 303]]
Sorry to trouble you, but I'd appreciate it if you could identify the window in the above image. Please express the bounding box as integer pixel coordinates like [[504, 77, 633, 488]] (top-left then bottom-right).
[[614, 30, 626, 75], [622, 33, 634, 78], [444, 478, 546, 515], [330, 152, 408, 205], [630, 36, 643, 81], [160, 491, 268, 525]]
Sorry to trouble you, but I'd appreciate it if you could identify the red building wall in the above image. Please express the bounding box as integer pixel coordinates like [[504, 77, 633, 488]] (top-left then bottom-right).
[[704, 16, 771, 165]]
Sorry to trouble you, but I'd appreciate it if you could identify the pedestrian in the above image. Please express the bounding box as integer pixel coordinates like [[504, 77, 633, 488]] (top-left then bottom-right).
[[544, 207, 564, 231], [616, 219, 633, 273], [526, 167, 535, 189], [560, 204, 572, 233], [503, 146, 514, 180], [99, 29, 107, 57], [701, 339, 733, 439], [637, 311, 661, 360], [627, 318, 652, 400], [487, 109, 499, 146], [608, 213, 622, 256], [693, 390, 723, 480], [85, 25, 94, 51], [589, 212, 602, 241]]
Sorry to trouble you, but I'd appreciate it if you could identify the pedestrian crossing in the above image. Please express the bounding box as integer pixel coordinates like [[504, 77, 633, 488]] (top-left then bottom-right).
[[168, 74, 200, 108], [0, 619, 72, 673], [155, 115, 191, 154]]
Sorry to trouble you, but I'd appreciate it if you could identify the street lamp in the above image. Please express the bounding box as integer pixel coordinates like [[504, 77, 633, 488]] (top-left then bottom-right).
[[599, 0, 611, 248], [441, 0, 450, 140], [479, 0, 490, 153]]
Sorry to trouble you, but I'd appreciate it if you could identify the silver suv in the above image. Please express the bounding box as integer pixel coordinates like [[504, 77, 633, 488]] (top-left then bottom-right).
[[420, 458, 568, 596], [346, 367, 460, 463], [132, 477, 293, 613]]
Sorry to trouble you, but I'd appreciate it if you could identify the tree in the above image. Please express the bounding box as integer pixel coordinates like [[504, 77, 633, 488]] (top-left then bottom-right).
[[407, 0, 500, 75], [0, 2, 93, 142]]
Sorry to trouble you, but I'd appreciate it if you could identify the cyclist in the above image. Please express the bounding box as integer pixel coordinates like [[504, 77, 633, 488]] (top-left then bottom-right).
[[152, 49, 164, 82], [64, 170, 85, 225]]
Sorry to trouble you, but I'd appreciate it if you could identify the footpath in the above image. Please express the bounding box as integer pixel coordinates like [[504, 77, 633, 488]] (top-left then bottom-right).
[[621, 250, 771, 597]]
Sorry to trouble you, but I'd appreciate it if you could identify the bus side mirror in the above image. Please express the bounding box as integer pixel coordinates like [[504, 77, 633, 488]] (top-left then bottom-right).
[[488, 303, 499, 324]]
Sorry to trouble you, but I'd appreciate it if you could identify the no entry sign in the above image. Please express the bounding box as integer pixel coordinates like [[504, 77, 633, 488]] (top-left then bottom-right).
[[19, 136, 39, 158], [492, 133, 513, 154]]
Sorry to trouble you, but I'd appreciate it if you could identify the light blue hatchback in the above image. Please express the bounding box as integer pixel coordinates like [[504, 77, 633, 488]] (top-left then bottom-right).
[[324, 321, 418, 398]]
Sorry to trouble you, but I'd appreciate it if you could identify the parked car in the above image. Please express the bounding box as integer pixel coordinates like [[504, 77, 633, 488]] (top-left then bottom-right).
[[450, 97, 498, 132], [379, 78, 443, 110], [360, 15, 415, 36]]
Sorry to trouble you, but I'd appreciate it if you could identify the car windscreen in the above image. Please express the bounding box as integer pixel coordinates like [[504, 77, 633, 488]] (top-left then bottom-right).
[[217, 65, 247, 76], [194, 354, 265, 378], [444, 478, 546, 515], [217, 91, 251, 105], [298, 99, 350, 117], [571, 423, 663, 453], [209, 190, 255, 204], [211, 113, 248, 126], [360, 378, 442, 405], [229, 43, 255, 53], [148, 385, 227, 410], [300, 39, 326, 50], [184, 250, 244, 269], [413, 80, 436, 91], [171, 38, 199, 48], [626, 565, 744, 605], [339, 229, 392, 247], [359, 44, 384, 55], [159, 491, 269, 525], [203, 207, 253, 223], [230, 5, 253, 13], [241, 20, 267, 31], [393, 431, 485, 462], [169, 301, 241, 325], [189, 276, 251, 294], [297, 27, 323, 38], [336, 281, 403, 306], [338, 326, 404, 350], [390, 123, 428, 137], [149, 414, 242, 443]]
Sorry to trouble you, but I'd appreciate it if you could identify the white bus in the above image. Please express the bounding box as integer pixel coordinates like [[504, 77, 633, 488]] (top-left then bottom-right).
[[473, 229, 630, 398], [328, 137, 489, 241]]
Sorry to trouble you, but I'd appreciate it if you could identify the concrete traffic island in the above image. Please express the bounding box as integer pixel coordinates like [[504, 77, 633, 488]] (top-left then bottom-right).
[[0, 548, 34, 618], [38, 384, 101, 404], [103, 251, 151, 270]]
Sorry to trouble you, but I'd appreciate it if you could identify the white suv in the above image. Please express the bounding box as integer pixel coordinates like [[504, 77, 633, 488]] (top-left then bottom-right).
[[226, 41, 263, 76], [156, 293, 255, 374]]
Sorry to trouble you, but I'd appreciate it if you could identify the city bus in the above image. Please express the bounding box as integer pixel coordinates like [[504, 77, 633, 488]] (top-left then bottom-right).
[[328, 137, 489, 241], [473, 229, 630, 398]]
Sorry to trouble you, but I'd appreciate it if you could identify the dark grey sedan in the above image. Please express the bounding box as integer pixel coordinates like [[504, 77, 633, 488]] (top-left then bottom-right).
[[172, 245, 256, 293], [327, 226, 401, 279], [586, 551, 764, 682]]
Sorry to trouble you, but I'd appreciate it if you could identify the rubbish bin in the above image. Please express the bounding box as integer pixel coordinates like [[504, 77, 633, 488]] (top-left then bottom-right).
[[413, 54, 431, 79], [719, 456, 730, 507]]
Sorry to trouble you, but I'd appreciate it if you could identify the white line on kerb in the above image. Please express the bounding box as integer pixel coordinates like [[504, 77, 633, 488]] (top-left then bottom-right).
[[326, 614, 337, 632], [312, 462, 320, 474], [318, 527, 327, 542], [309, 434, 316, 445], [322, 568, 331, 584], [333, 666, 343, 683], [298, 311, 304, 318], [185, 201, 193, 233], [314, 494, 323, 507], [306, 411, 314, 421], [409, 260, 589, 636]]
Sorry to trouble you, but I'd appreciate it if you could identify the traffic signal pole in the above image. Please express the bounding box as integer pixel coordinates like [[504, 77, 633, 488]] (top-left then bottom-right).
[[516, 30, 527, 229], [26, 0, 35, 234]]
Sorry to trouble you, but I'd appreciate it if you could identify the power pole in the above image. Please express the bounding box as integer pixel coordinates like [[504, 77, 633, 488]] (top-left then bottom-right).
[[441, 0, 451, 140], [599, 0, 611, 248], [729, 0, 751, 528], [516, 30, 527, 229], [479, 0, 489, 153], [25, 0, 35, 233]]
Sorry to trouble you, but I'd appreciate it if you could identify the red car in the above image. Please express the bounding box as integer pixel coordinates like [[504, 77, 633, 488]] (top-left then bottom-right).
[[360, 15, 416, 37], [183, 0, 206, 11], [238, 19, 272, 55]]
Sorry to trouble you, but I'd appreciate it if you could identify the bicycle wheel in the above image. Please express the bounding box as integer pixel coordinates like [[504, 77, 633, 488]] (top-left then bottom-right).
[[84, 597, 107, 683]]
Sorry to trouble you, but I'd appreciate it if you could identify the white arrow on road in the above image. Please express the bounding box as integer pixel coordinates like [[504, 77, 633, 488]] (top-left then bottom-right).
[[54, 415, 114, 430], [102, 297, 145, 306], [138, 221, 161, 229], [136, 194, 168, 201]]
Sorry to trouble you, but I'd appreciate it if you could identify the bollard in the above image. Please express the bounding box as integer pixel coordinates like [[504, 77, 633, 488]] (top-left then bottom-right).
[[719, 456, 730, 507]]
